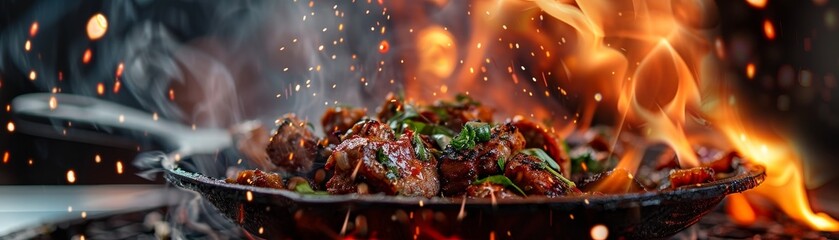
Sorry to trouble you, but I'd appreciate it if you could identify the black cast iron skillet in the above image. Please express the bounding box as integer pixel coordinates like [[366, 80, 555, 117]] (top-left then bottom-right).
[[13, 93, 766, 239]]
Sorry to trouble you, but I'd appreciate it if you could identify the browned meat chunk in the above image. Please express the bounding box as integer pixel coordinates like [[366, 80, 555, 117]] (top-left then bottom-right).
[[504, 153, 579, 197], [227, 169, 284, 189], [669, 167, 715, 189], [466, 182, 522, 199], [439, 123, 525, 195], [429, 94, 493, 132], [578, 168, 646, 194], [511, 116, 570, 176], [266, 114, 319, 174], [321, 106, 367, 145], [343, 119, 395, 141], [325, 126, 439, 197]]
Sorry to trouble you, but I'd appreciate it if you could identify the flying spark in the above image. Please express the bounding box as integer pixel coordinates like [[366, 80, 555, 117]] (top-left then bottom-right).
[[29, 22, 39, 37], [86, 13, 108, 40], [66, 170, 76, 183]]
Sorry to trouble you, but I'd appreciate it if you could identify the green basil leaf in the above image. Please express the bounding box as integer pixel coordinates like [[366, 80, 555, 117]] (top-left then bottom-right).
[[451, 125, 476, 150], [497, 156, 506, 171], [413, 133, 429, 161], [465, 122, 491, 142], [474, 175, 526, 196]]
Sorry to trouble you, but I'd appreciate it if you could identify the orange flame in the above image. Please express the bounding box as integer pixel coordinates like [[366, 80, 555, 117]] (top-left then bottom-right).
[[393, 0, 839, 231]]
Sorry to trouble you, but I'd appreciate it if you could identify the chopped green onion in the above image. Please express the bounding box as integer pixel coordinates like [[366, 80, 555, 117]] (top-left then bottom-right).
[[294, 182, 315, 194], [497, 156, 506, 171], [474, 175, 526, 196]]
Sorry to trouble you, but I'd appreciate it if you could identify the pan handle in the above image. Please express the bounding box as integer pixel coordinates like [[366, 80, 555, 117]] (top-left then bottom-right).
[[11, 93, 232, 157]]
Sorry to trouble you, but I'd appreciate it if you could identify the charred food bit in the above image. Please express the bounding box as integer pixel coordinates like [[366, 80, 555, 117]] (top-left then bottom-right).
[[321, 106, 367, 145], [669, 167, 716, 189], [511, 116, 570, 176], [325, 123, 439, 197], [266, 114, 319, 175], [439, 122, 525, 195], [428, 94, 493, 132], [504, 153, 580, 197], [227, 169, 284, 189], [343, 119, 395, 141]]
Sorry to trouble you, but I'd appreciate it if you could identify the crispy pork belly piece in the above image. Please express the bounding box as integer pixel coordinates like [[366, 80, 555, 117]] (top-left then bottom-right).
[[669, 167, 715, 189], [466, 182, 522, 199], [227, 169, 284, 189], [504, 153, 579, 197], [439, 123, 525, 195], [321, 106, 367, 145], [510, 116, 570, 176], [325, 125, 439, 197], [578, 168, 646, 194], [266, 114, 319, 174]]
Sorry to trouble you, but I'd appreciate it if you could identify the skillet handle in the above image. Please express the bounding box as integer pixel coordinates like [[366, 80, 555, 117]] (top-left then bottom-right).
[[11, 93, 232, 157]]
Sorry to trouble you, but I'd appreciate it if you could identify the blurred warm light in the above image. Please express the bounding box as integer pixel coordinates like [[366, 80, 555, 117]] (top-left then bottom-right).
[[86, 13, 108, 40], [727, 193, 757, 225], [66, 170, 76, 184], [24, 40, 31, 52], [590, 224, 608, 240], [746, 63, 756, 79], [116, 62, 124, 77], [97, 83, 105, 95], [6, 121, 14, 132], [49, 95, 58, 110], [746, 0, 768, 8], [116, 160, 124, 174], [29, 22, 39, 37], [2, 151, 9, 164], [82, 49, 92, 64], [763, 19, 776, 40], [28, 70, 36, 81], [378, 40, 390, 53]]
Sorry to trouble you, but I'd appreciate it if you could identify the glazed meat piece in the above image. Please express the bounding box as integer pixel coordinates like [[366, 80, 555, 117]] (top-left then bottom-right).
[[266, 114, 319, 174], [466, 182, 522, 199], [578, 168, 646, 194], [325, 126, 439, 197], [321, 106, 367, 145], [669, 167, 715, 189], [227, 169, 284, 189], [439, 123, 525, 195], [504, 153, 579, 197], [343, 119, 395, 141], [511, 116, 570, 176]]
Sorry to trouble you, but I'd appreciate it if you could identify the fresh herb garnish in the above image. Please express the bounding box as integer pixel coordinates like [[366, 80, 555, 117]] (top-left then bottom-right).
[[376, 148, 400, 180], [520, 148, 576, 188], [292, 182, 329, 195], [412, 133, 429, 161], [497, 156, 506, 170], [451, 121, 491, 150], [474, 175, 527, 196]]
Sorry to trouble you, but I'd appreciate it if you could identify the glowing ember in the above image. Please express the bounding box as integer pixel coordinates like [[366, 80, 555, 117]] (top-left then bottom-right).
[[746, 0, 768, 9], [116, 160, 124, 174], [6, 121, 14, 132], [86, 13, 108, 40], [590, 224, 608, 240], [378, 40, 390, 53], [82, 48, 92, 64], [3, 151, 8, 164], [28, 70, 36, 81], [746, 63, 756, 79], [113, 80, 121, 93], [169, 89, 175, 100], [97, 82, 105, 95], [95, 154, 101, 163], [763, 19, 776, 40], [115, 62, 124, 77], [49, 96, 57, 110], [24, 40, 31, 52], [29, 22, 39, 37], [66, 170, 76, 183]]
